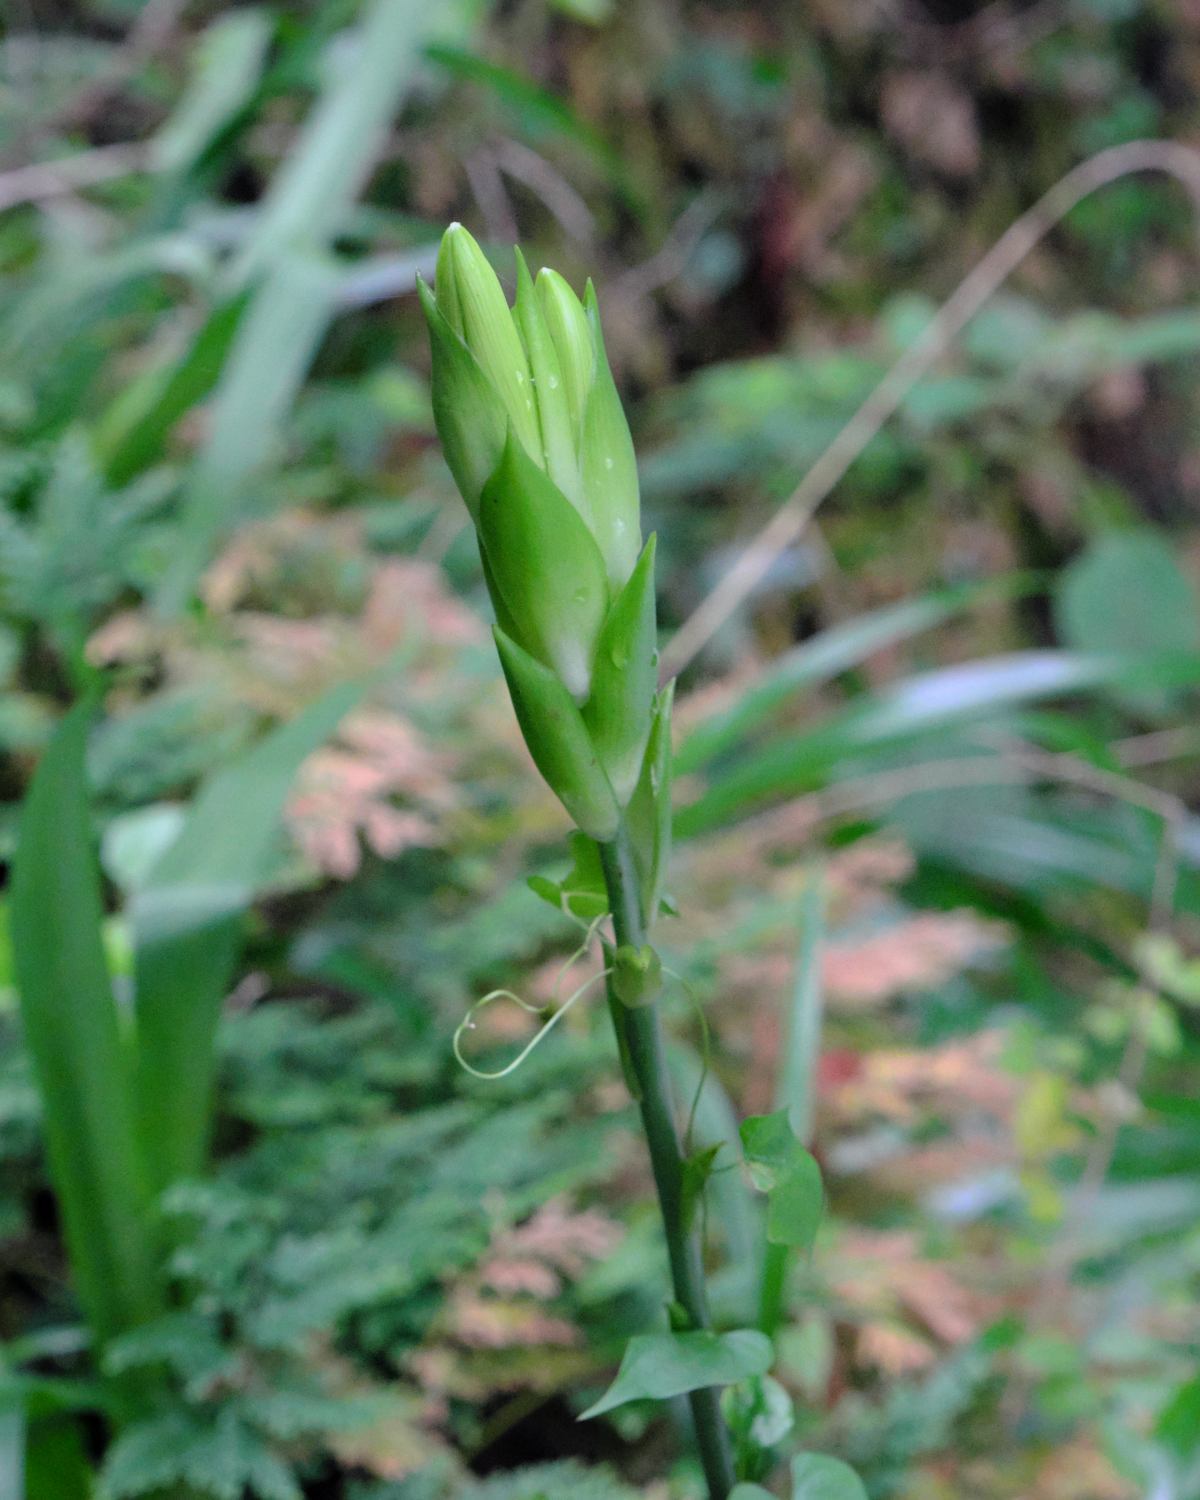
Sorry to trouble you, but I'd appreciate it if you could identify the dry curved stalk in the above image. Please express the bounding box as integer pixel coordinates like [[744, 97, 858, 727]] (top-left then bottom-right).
[[661, 138, 1200, 680]]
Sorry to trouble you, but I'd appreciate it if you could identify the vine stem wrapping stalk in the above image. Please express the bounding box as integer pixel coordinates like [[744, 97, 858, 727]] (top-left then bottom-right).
[[597, 827, 736, 1500]]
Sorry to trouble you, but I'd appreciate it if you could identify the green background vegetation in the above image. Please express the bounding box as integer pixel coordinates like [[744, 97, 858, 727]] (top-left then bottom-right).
[[2, 0, 1200, 1496]]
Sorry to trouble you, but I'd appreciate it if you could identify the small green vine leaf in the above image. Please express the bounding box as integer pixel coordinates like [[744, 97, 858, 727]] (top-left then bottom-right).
[[527, 831, 609, 921], [740, 1110, 824, 1251], [791, 1453, 869, 1499], [579, 1330, 772, 1420]]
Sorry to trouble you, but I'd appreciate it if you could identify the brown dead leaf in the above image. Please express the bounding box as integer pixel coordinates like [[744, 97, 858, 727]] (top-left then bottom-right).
[[880, 71, 981, 178], [823, 910, 1007, 1009], [287, 710, 455, 878], [1031, 1439, 1137, 1500], [856, 1320, 936, 1376], [830, 1031, 1015, 1123], [448, 1290, 579, 1349]]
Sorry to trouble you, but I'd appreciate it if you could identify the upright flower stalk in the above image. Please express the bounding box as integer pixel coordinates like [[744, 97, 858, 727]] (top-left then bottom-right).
[[422, 225, 736, 1498]]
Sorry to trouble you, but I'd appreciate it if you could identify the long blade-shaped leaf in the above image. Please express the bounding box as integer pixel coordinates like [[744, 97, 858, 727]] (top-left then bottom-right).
[[156, 0, 445, 613], [676, 576, 1035, 774], [678, 650, 1200, 837], [131, 678, 367, 1193], [10, 705, 162, 1345], [778, 874, 825, 1141], [156, 252, 340, 612]]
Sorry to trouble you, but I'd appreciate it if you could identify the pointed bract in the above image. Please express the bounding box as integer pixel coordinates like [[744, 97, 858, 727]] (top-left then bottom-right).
[[583, 535, 658, 804], [479, 430, 609, 700], [627, 680, 674, 923], [536, 267, 594, 434], [513, 249, 584, 516], [419, 278, 506, 519], [436, 224, 541, 458], [581, 281, 641, 589], [494, 627, 619, 840]]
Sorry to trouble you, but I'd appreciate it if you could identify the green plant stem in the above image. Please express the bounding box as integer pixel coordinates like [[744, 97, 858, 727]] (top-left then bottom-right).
[[758, 1242, 789, 1339], [761, 874, 825, 1339], [597, 827, 736, 1500]]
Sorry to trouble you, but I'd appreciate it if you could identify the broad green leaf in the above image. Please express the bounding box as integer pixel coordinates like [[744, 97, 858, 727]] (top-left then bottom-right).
[[740, 1111, 823, 1250], [132, 677, 367, 1193], [10, 704, 162, 1345], [1058, 530, 1199, 654], [791, 1454, 868, 1500], [549, 0, 614, 21], [1158, 1376, 1200, 1459], [731, 1489, 774, 1500], [1056, 530, 1199, 714], [425, 46, 629, 191], [579, 1329, 772, 1419]]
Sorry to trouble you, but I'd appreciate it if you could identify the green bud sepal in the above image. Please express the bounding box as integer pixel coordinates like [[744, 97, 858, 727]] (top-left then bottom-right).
[[611, 942, 663, 1008], [493, 626, 619, 841], [626, 680, 675, 925], [583, 534, 658, 805], [434, 224, 540, 456], [581, 281, 641, 590], [479, 430, 609, 701], [418, 278, 506, 521]]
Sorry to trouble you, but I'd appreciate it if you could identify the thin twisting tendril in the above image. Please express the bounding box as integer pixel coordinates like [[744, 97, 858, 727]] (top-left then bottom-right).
[[453, 914, 607, 1080]]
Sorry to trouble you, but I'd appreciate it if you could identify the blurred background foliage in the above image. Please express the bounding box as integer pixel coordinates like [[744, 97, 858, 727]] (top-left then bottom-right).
[[2, 0, 1200, 1496]]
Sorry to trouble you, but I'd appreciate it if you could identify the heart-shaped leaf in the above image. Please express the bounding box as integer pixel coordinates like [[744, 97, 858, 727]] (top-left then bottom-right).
[[791, 1453, 868, 1499], [741, 1110, 824, 1250], [580, 1329, 772, 1420]]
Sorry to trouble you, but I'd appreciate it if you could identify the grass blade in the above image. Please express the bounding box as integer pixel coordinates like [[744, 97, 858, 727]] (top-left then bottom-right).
[[233, 0, 436, 282], [759, 874, 825, 1337], [10, 705, 162, 1345], [678, 650, 1200, 838], [157, 0, 444, 612], [131, 677, 368, 1193], [156, 252, 341, 612], [778, 873, 825, 1142], [676, 577, 1035, 774]]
